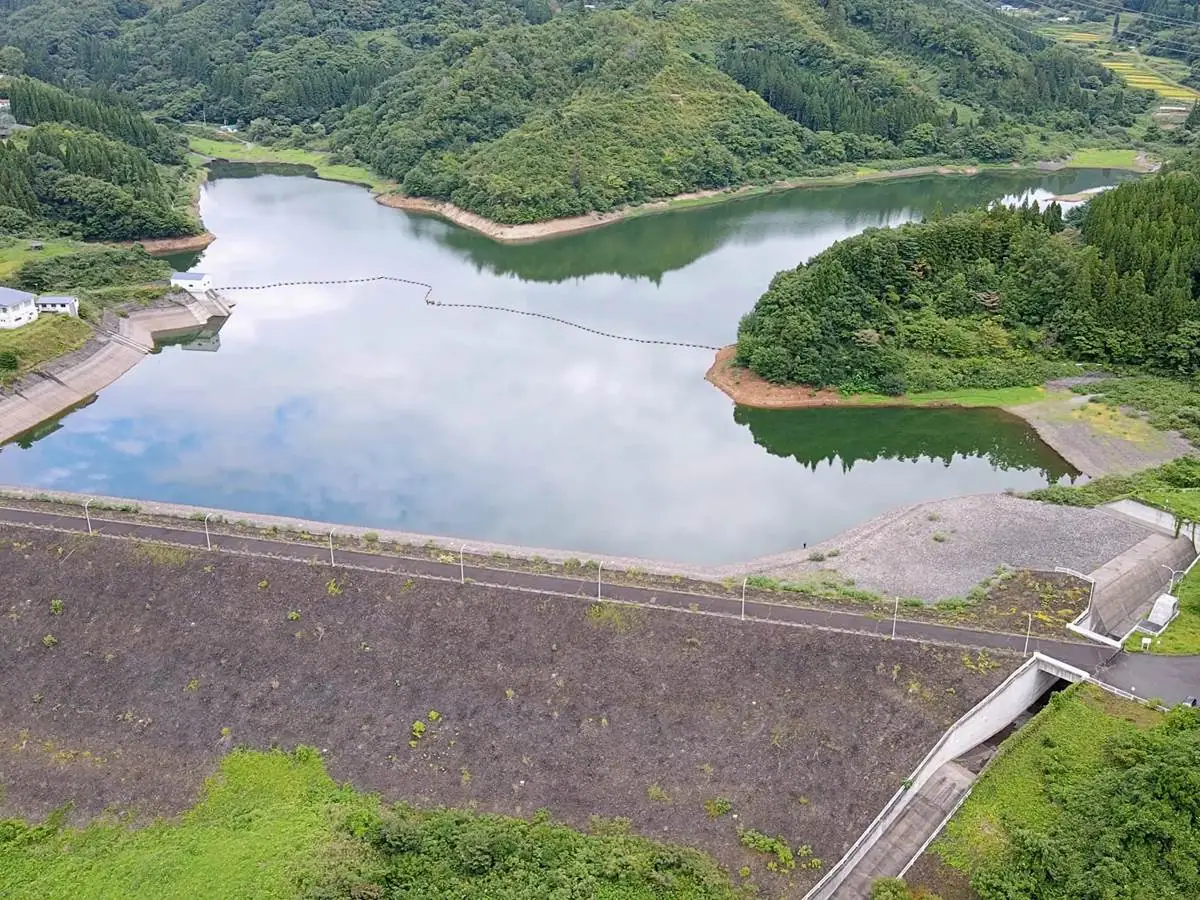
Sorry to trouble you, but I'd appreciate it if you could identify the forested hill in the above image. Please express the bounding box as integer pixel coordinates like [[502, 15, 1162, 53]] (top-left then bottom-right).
[[0, 78, 197, 241], [735, 154, 1200, 396], [0, 0, 1153, 223]]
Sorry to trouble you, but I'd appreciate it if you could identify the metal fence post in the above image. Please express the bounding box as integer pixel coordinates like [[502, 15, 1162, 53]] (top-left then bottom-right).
[[83, 499, 92, 535], [328, 530, 335, 566]]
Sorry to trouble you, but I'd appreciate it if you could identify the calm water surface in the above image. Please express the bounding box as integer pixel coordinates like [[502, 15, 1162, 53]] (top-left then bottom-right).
[[0, 168, 1117, 562]]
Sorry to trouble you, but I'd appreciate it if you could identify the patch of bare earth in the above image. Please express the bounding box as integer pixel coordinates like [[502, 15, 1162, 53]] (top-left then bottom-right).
[[0, 526, 1012, 895], [1006, 388, 1193, 477], [705, 346, 844, 409]]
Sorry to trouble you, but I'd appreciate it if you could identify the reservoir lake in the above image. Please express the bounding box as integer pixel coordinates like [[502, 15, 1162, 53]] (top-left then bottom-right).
[[0, 168, 1124, 563]]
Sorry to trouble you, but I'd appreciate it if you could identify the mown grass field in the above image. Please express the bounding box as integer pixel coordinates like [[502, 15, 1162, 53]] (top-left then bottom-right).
[[187, 136, 392, 192], [0, 239, 82, 281], [0, 315, 92, 385], [1065, 147, 1143, 168], [932, 683, 1161, 873]]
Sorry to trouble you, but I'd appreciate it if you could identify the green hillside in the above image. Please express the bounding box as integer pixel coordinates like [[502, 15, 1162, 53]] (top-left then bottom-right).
[[0, 0, 1155, 223], [735, 153, 1200, 393], [0, 78, 198, 242]]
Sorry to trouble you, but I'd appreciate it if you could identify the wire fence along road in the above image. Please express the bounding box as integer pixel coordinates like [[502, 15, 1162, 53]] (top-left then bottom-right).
[[0, 504, 1117, 672], [212, 276, 721, 351]]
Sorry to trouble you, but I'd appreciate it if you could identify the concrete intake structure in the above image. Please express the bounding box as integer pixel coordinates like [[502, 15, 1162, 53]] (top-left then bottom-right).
[[0, 292, 232, 446]]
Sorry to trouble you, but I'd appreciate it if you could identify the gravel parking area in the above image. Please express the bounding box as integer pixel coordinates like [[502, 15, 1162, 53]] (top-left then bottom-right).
[[754, 493, 1154, 601]]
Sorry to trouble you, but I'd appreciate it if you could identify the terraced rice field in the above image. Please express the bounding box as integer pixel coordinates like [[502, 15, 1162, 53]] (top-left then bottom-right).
[[1103, 55, 1198, 102], [1040, 22, 1199, 102]]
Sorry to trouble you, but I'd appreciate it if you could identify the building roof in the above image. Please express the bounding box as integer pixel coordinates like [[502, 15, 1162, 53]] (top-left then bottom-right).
[[37, 295, 78, 304], [0, 286, 36, 309], [171, 272, 209, 282]]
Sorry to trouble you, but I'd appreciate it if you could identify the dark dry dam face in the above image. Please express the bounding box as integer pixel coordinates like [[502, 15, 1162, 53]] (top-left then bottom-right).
[[0, 527, 1012, 893]]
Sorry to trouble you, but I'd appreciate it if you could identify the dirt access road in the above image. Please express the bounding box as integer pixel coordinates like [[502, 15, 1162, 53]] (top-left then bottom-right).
[[0, 505, 1114, 671]]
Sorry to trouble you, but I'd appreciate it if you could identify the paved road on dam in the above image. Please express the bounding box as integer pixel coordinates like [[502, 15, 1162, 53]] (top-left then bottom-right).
[[0, 505, 1116, 672]]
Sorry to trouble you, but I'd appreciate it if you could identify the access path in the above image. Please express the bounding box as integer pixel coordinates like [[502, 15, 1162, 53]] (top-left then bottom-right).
[[0, 505, 1115, 672]]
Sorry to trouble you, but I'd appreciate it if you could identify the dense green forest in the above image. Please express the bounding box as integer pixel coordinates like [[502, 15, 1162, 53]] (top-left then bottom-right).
[[735, 154, 1200, 394], [0, 0, 1158, 222], [927, 687, 1200, 900], [0, 79, 196, 241]]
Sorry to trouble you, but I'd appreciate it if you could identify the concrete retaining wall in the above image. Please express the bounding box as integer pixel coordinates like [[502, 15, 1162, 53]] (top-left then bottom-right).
[[0, 297, 216, 445], [805, 653, 1088, 900]]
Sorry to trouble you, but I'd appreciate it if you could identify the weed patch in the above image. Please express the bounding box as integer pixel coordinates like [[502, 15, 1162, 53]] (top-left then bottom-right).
[[585, 602, 643, 633]]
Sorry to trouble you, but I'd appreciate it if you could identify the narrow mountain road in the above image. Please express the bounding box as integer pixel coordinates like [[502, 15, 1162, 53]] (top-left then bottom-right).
[[0, 506, 1116, 671]]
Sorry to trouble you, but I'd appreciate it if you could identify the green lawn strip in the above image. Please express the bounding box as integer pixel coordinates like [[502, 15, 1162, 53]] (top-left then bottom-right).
[[187, 136, 391, 192], [0, 239, 83, 281], [0, 749, 371, 900], [1064, 148, 1142, 168], [842, 385, 1046, 408], [0, 315, 93, 385], [933, 683, 1160, 875], [1124, 564, 1200, 655]]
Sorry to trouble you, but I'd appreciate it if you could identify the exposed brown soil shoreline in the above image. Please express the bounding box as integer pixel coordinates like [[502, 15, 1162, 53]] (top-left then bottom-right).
[[135, 231, 216, 254], [705, 345, 884, 409], [377, 165, 985, 243], [704, 347, 1194, 477]]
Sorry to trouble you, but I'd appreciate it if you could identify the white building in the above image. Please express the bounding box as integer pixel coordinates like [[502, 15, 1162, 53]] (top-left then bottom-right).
[[0, 286, 39, 330], [35, 295, 79, 317], [170, 271, 214, 296]]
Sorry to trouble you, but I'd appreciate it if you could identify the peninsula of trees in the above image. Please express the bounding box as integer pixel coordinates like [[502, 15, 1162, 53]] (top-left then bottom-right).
[[735, 154, 1200, 396], [0, 0, 1157, 224]]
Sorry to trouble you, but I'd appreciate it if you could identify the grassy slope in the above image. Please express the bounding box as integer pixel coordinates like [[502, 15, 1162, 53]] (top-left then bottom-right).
[[187, 136, 392, 192], [0, 749, 370, 900], [1126, 563, 1200, 655], [0, 315, 92, 385], [934, 683, 1161, 874], [0, 239, 83, 281], [844, 386, 1047, 408]]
